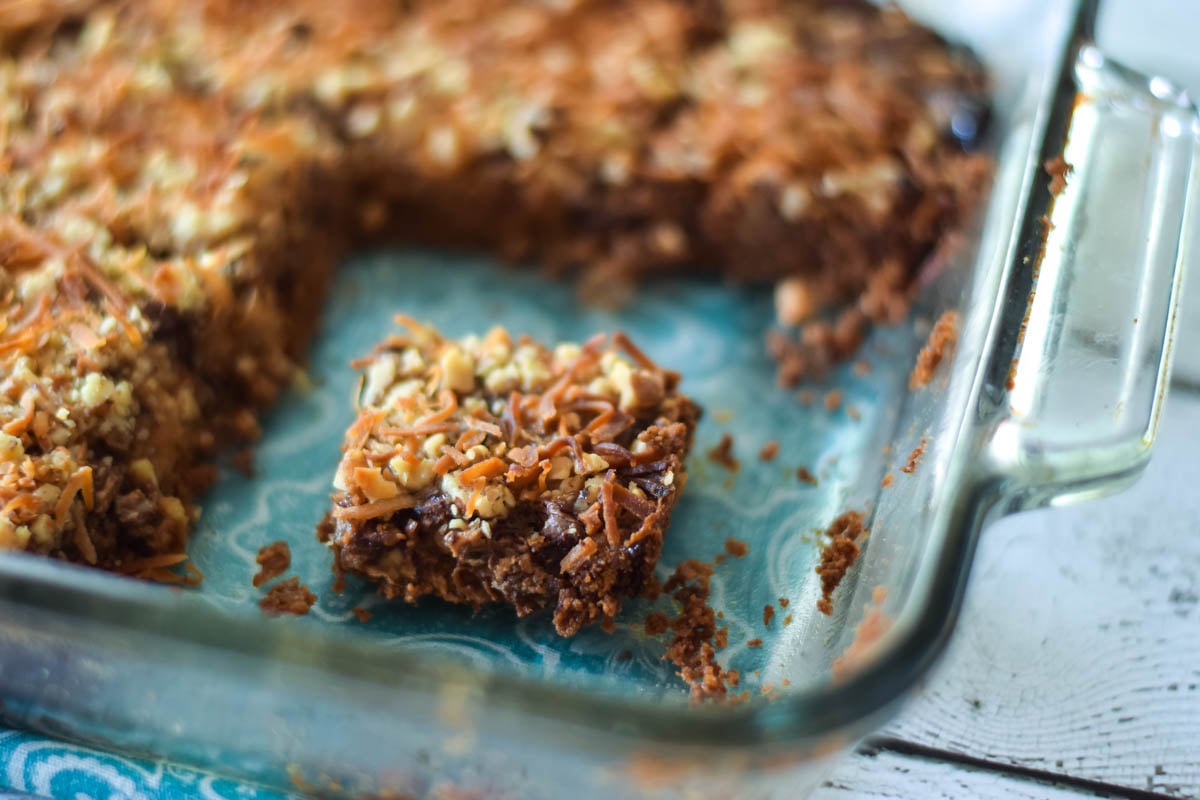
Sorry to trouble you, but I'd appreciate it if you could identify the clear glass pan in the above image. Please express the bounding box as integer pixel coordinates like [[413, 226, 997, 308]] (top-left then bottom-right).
[[0, 0, 1194, 797]]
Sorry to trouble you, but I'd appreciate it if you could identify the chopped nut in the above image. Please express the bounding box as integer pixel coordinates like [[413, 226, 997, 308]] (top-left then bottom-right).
[[439, 346, 475, 394]]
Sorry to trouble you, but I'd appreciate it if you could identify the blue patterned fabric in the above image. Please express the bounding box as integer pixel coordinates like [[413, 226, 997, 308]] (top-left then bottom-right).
[[0, 729, 287, 800]]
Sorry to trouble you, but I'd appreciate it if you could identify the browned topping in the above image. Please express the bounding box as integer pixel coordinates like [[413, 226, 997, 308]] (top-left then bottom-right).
[[707, 433, 739, 472], [778, 597, 789, 608], [727, 669, 740, 688], [644, 612, 670, 636], [763, 604, 775, 626], [796, 467, 818, 486], [758, 441, 780, 462], [116, 553, 203, 586], [1045, 156, 1073, 198], [909, 311, 960, 389], [253, 541, 291, 588], [746, 638, 763, 648], [824, 390, 842, 413], [724, 537, 749, 558], [352, 607, 373, 623], [881, 472, 894, 488], [325, 322, 698, 639], [260, 577, 317, 616], [816, 510, 866, 616], [901, 438, 927, 475]]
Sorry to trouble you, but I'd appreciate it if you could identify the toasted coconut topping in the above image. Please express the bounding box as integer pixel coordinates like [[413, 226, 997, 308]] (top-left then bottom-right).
[[335, 324, 682, 530]]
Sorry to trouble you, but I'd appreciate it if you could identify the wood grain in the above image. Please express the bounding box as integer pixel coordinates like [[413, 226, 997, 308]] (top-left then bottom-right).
[[878, 390, 1200, 797], [816, 749, 1106, 800]]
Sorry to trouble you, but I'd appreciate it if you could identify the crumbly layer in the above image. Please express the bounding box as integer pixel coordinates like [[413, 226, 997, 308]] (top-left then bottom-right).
[[321, 322, 697, 636], [1, 0, 987, 568]]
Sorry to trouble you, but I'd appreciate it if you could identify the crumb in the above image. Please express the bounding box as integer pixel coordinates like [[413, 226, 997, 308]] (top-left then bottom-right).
[[762, 684, 775, 695], [763, 604, 775, 626], [253, 541, 291, 588], [715, 627, 729, 649], [758, 441, 780, 462], [881, 472, 894, 487], [782, 678, 792, 687], [783, 614, 793, 627], [847, 405, 861, 421], [796, 467, 818, 486], [260, 577, 317, 616], [645, 612, 670, 636], [775, 277, 819, 326], [716, 611, 724, 620], [900, 438, 927, 475], [1007, 357, 1019, 391], [713, 409, 734, 424], [231, 448, 256, 478], [882, 444, 893, 456], [662, 560, 729, 701], [714, 553, 726, 565], [797, 389, 815, 407], [352, 607, 373, 623], [724, 537, 749, 558], [746, 638, 763, 648], [816, 511, 866, 615], [778, 597, 789, 608], [727, 670, 740, 688], [601, 617, 617, 634], [707, 433, 740, 472], [909, 311, 959, 389], [853, 359, 872, 377], [824, 389, 842, 413], [1045, 156, 1072, 197]]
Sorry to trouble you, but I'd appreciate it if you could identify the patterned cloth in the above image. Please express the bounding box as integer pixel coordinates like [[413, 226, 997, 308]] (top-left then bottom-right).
[[0, 730, 287, 800]]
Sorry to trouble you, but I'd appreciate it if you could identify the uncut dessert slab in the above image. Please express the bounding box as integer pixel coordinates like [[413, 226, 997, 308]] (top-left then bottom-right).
[[186, 251, 916, 697]]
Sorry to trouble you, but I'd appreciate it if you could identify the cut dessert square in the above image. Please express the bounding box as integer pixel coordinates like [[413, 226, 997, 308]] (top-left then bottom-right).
[[320, 319, 699, 636]]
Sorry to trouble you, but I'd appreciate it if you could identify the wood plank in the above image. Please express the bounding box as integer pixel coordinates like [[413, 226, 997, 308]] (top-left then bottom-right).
[[815, 749, 1113, 800], [879, 389, 1200, 797]]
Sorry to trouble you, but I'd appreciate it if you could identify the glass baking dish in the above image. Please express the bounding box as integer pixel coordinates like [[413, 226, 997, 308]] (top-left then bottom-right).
[[0, 0, 1194, 797]]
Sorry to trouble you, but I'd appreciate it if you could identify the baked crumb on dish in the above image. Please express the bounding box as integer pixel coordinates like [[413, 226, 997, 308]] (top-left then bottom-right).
[[0, 0, 988, 572], [320, 320, 698, 637]]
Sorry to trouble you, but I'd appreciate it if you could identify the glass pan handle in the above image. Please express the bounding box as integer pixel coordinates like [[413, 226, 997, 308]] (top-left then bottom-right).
[[988, 44, 1198, 510]]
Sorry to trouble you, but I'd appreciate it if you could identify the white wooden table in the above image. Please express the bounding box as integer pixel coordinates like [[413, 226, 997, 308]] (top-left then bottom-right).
[[817, 2, 1200, 796]]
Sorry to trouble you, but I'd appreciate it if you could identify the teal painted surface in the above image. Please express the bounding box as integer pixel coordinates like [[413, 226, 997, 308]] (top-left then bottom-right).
[[185, 250, 914, 694]]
